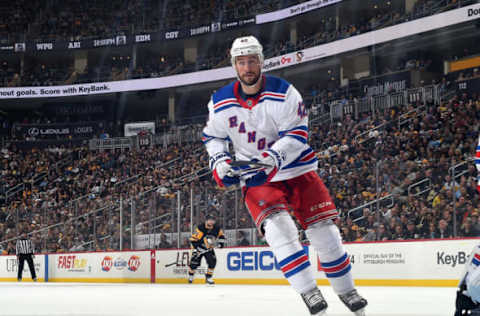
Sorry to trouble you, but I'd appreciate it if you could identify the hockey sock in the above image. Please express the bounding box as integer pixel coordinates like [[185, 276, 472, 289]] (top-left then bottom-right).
[[306, 221, 354, 295], [264, 213, 317, 294], [206, 269, 214, 278]]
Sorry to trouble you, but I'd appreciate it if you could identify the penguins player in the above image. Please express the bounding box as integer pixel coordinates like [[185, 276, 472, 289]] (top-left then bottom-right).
[[188, 214, 225, 285]]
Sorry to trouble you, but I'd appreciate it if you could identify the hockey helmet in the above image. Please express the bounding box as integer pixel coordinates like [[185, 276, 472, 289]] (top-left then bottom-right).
[[230, 36, 264, 66]]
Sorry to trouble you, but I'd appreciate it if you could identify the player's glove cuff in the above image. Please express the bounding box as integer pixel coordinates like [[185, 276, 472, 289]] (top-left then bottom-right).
[[209, 152, 231, 170], [244, 150, 280, 187]]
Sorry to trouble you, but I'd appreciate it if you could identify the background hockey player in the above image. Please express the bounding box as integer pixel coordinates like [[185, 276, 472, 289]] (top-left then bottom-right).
[[455, 244, 480, 315], [188, 214, 225, 285], [456, 136, 480, 315], [202, 35, 367, 315]]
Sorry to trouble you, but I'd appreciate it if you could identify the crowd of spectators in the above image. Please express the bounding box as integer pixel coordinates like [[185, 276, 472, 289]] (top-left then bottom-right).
[[0, 78, 479, 253], [0, 0, 479, 252], [0, 0, 475, 87]]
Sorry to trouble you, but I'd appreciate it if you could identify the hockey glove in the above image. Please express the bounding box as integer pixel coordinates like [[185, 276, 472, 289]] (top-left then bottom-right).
[[456, 282, 479, 316], [210, 152, 239, 187], [245, 150, 281, 187]]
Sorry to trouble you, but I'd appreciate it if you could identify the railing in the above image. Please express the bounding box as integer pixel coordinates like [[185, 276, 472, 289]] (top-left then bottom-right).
[[449, 157, 474, 180], [354, 123, 386, 145], [153, 128, 203, 148], [89, 137, 134, 151], [346, 195, 395, 223], [408, 178, 432, 197], [398, 104, 427, 129], [4, 182, 24, 202]]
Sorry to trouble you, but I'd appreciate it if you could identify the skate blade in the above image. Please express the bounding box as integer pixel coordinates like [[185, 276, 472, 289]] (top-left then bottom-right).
[[353, 308, 366, 316]]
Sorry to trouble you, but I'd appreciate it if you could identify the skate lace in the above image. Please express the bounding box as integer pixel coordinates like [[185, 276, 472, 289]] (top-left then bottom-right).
[[341, 289, 361, 305], [304, 289, 323, 306]]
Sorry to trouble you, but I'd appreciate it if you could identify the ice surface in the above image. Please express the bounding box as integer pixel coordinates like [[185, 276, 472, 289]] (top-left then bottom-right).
[[0, 283, 456, 316]]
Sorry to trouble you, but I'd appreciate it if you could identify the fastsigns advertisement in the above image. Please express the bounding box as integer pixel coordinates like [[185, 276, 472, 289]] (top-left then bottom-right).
[[48, 251, 148, 282]]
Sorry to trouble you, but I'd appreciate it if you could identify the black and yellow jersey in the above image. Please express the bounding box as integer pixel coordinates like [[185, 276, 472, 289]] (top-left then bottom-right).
[[190, 222, 225, 249]]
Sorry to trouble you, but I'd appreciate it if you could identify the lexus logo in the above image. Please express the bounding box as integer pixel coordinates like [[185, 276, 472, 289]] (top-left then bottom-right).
[[28, 128, 39, 136]]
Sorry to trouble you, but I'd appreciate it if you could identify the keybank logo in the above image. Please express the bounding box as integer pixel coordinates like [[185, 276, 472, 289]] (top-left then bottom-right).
[[436, 251, 468, 267], [468, 8, 480, 17]]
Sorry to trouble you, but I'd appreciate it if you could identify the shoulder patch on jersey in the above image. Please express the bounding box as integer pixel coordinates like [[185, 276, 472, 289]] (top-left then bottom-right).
[[264, 75, 290, 95], [212, 82, 241, 113], [212, 82, 236, 105]]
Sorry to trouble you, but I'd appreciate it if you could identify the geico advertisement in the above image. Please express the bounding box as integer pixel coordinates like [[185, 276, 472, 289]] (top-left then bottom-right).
[[157, 246, 309, 279], [50, 251, 149, 278], [311, 239, 480, 280], [0, 255, 45, 279]]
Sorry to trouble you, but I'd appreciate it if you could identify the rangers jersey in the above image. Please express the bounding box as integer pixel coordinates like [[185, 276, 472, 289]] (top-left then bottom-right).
[[476, 136, 480, 194], [202, 75, 317, 182]]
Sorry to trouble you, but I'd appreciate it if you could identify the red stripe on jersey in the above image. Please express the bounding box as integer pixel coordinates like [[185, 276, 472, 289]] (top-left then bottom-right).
[[321, 257, 350, 273], [281, 255, 309, 273], [260, 92, 285, 98], [214, 98, 238, 109], [287, 130, 308, 138], [300, 152, 316, 162]]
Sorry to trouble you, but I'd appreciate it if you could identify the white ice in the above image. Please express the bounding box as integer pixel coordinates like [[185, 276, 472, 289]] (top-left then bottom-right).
[[0, 283, 457, 316]]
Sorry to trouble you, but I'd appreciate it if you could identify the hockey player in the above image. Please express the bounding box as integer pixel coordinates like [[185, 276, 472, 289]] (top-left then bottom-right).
[[476, 136, 480, 195], [456, 137, 480, 314], [202, 35, 367, 315], [455, 244, 480, 315], [188, 214, 225, 285]]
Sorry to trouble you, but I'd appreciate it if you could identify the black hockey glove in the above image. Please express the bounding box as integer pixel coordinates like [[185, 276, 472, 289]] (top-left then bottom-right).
[[456, 282, 480, 316]]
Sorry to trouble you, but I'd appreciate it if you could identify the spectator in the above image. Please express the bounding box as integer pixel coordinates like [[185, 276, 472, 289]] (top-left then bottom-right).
[[236, 231, 250, 247]]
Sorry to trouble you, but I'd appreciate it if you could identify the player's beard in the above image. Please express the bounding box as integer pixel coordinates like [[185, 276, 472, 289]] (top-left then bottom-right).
[[239, 71, 261, 87]]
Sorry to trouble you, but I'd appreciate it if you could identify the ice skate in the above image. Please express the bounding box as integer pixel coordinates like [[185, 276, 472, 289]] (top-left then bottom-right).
[[301, 287, 328, 315], [205, 275, 215, 285], [339, 289, 367, 315], [187, 273, 194, 284]]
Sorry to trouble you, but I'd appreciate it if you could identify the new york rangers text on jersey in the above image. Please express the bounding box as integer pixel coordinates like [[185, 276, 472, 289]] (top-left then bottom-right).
[[202, 75, 317, 182]]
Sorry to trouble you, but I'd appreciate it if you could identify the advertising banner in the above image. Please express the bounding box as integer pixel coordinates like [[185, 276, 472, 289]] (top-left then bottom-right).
[[124, 121, 155, 137], [156, 239, 479, 286], [348, 70, 411, 96], [13, 122, 102, 139], [0, 4, 479, 99], [156, 246, 308, 283], [256, 0, 343, 24], [315, 239, 478, 286], [48, 251, 150, 282], [0, 255, 45, 281]]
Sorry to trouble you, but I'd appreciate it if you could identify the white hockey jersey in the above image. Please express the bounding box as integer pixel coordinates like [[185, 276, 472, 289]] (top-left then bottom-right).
[[461, 244, 480, 303], [202, 75, 317, 182]]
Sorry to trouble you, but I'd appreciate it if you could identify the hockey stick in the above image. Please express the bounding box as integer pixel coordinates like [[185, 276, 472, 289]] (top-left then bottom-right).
[[164, 261, 177, 268], [229, 160, 272, 168], [227, 160, 272, 177]]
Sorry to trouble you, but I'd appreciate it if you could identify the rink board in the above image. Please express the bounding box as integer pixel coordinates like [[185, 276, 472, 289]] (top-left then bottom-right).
[[156, 239, 479, 287], [47, 251, 151, 283], [0, 255, 46, 282], [0, 239, 478, 286]]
